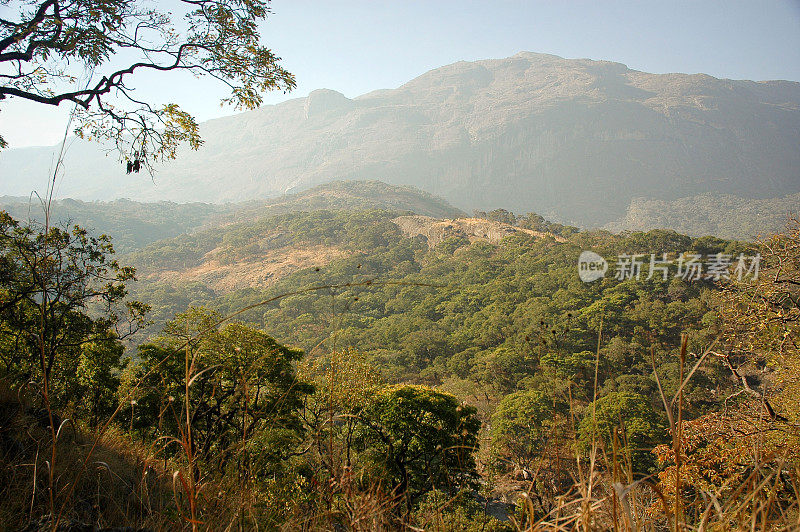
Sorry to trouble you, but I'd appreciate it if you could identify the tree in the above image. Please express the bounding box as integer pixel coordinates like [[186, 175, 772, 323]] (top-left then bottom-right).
[[653, 411, 800, 522], [473, 346, 534, 396], [126, 307, 313, 475], [412, 489, 509, 532], [356, 384, 480, 512], [578, 391, 666, 474], [300, 348, 385, 476], [685, 218, 800, 519], [75, 339, 124, 424], [490, 389, 559, 471], [718, 218, 800, 424], [0, 210, 146, 412], [0, 0, 295, 164], [540, 350, 597, 390], [485, 209, 516, 225]]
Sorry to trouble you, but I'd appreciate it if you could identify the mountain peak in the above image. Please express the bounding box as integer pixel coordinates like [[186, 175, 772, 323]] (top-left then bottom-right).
[[303, 88, 352, 118], [510, 51, 563, 60]]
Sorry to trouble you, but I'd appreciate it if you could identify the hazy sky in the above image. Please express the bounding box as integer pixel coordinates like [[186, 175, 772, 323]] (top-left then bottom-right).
[[2, 0, 800, 148]]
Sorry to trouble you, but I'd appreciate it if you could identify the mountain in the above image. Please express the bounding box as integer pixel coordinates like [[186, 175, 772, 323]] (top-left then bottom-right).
[[2, 52, 798, 229], [605, 192, 800, 240], [228, 180, 464, 221]]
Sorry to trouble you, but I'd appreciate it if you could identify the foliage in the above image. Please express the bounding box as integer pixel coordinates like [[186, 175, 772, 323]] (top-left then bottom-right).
[[0, 0, 294, 161], [411, 489, 511, 532], [123, 306, 313, 475], [356, 384, 481, 510], [490, 390, 562, 471], [642, 217, 800, 526], [578, 391, 666, 474], [653, 411, 800, 521], [718, 217, 800, 423], [5, 204, 800, 529], [0, 211, 146, 416], [130, 211, 718, 396], [295, 348, 386, 501], [473, 209, 580, 237]]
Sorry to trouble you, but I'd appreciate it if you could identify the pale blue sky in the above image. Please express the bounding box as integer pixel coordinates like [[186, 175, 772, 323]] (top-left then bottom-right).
[[2, 0, 800, 147]]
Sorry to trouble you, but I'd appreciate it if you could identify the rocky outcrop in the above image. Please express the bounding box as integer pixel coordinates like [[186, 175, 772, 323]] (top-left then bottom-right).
[[392, 215, 563, 248]]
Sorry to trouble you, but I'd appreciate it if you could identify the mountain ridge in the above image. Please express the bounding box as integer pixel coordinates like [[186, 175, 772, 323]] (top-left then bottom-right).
[[0, 180, 463, 252], [129, 209, 564, 296], [1, 52, 798, 230]]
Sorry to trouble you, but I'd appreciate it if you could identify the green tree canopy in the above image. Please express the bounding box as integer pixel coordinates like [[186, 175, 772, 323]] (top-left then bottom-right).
[[490, 389, 560, 470], [124, 307, 313, 475], [578, 391, 666, 474], [356, 384, 481, 511], [0, 211, 145, 415]]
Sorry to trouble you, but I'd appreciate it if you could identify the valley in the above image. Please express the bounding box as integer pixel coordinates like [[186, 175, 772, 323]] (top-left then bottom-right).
[[2, 11, 799, 526]]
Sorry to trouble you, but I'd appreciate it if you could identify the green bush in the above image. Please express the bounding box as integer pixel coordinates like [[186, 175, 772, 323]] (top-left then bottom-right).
[[578, 391, 666, 474]]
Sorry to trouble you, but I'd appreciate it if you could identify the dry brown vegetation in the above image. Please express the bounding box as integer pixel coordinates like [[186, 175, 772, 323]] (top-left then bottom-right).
[[149, 244, 348, 293]]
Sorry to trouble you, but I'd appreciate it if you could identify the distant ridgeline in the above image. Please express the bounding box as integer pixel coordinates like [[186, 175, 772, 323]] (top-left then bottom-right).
[[605, 191, 800, 241], [2, 52, 798, 235], [0, 196, 234, 253], [0, 181, 465, 253]]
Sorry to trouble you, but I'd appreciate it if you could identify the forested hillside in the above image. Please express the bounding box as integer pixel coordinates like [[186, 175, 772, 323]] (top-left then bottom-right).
[[129, 208, 735, 394], [0, 197, 234, 253], [606, 191, 800, 240], [2, 195, 798, 529]]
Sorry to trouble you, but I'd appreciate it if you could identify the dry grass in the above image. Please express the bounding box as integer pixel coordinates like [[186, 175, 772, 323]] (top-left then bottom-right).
[[147, 244, 348, 293], [3, 346, 800, 531], [0, 388, 173, 530], [492, 335, 800, 532]]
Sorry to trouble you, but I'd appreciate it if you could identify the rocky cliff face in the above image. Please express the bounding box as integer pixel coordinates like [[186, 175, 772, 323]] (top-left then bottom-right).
[[605, 191, 800, 240], [2, 52, 798, 228]]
